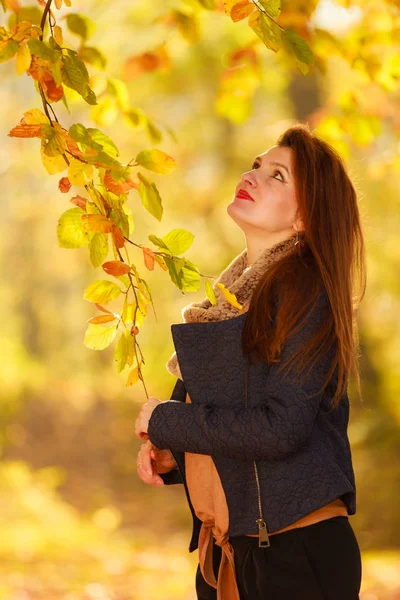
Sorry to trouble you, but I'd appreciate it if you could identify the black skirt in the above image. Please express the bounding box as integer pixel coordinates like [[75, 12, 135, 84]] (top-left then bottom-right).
[[195, 516, 362, 600]]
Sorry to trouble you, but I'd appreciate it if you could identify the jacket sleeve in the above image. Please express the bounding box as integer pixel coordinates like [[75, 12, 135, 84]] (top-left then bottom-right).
[[159, 466, 184, 485], [148, 292, 337, 461], [156, 378, 185, 484]]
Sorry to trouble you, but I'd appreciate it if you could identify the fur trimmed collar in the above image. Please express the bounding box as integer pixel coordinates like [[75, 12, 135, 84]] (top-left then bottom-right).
[[166, 233, 299, 380]]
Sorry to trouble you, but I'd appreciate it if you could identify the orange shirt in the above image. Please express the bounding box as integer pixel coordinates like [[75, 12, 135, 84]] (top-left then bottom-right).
[[183, 301, 348, 600]]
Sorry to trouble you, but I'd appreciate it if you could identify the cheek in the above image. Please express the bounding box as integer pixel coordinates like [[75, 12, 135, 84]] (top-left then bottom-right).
[[257, 187, 296, 218]]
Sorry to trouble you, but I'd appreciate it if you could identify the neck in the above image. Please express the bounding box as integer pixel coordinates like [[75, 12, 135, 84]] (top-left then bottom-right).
[[245, 230, 297, 267]]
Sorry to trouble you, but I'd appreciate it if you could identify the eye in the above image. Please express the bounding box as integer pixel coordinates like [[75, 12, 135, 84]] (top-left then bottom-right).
[[272, 170, 284, 181], [250, 162, 284, 182]]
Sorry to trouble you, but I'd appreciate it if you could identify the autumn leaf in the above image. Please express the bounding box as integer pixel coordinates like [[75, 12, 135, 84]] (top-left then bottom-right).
[[68, 157, 93, 185], [230, 1, 255, 22], [87, 314, 118, 325], [102, 260, 131, 276], [15, 42, 32, 75], [135, 149, 176, 174], [111, 223, 125, 248], [84, 322, 118, 350], [8, 108, 49, 138], [82, 214, 113, 234], [216, 282, 243, 310], [70, 195, 88, 210], [59, 177, 71, 193], [41, 122, 68, 157], [83, 280, 122, 304], [103, 170, 136, 195], [142, 247, 156, 271]]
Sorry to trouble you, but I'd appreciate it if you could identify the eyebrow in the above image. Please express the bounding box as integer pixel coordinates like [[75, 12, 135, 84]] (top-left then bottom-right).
[[254, 156, 291, 178]]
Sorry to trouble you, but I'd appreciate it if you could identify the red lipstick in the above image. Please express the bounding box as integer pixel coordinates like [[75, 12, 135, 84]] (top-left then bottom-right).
[[236, 188, 254, 201]]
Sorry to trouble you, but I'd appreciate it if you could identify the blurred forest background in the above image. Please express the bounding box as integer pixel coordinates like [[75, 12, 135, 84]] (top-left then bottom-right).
[[1, 0, 400, 598]]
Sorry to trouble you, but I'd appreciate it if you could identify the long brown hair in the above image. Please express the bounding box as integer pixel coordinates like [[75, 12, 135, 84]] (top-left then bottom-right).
[[241, 123, 366, 412]]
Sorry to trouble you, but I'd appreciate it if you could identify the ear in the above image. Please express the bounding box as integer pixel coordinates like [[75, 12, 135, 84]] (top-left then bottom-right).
[[293, 215, 305, 233]]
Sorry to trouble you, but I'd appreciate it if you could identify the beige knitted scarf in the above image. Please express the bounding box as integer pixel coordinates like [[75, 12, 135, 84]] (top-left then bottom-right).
[[166, 233, 299, 381]]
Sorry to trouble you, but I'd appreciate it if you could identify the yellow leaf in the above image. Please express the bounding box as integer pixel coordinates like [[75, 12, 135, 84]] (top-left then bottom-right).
[[41, 122, 68, 157], [21, 108, 49, 125], [126, 365, 139, 386], [216, 282, 243, 310], [135, 149, 176, 174], [83, 280, 122, 303], [68, 157, 94, 185], [41, 145, 68, 174], [115, 331, 128, 373], [54, 25, 63, 46], [84, 322, 118, 350], [222, 0, 238, 16], [15, 42, 31, 75]]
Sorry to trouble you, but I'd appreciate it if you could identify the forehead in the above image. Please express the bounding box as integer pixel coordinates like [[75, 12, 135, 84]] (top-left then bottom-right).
[[256, 145, 292, 166]]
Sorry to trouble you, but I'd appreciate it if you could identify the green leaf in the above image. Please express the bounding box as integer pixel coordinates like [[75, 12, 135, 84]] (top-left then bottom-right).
[[248, 11, 282, 52], [258, 0, 281, 19], [8, 6, 42, 26], [79, 46, 107, 70], [205, 278, 217, 305], [27, 38, 59, 62], [83, 280, 122, 303], [110, 208, 130, 238], [62, 53, 97, 105], [137, 172, 163, 222], [88, 128, 119, 158], [89, 232, 109, 268], [107, 78, 129, 111], [57, 207, 90, 248], [66, 13, 96, 42], [148, 234, 172, 254], [41, 123, 68, 157], [283, 29, 314, 65], [115, 331, 128, 373], [69, 123, 103, 151], [124, 107, 147, 128], [135, 149, 176, 174], [197, 0, 217, 8], [144, 118, 163, 144], [0, 39, 19, 63], [1, 0, 6, 13], [84, 322, 118, 350], [69, 123, 119, 158], [162, 228, 194, 255], [164, 256, 201, 292]]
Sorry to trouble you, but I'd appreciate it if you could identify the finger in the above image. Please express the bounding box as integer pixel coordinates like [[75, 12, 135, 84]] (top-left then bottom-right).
[[142, 445, 154, 477], [138, 445, 163, 485], [137, 464, 164, 486]]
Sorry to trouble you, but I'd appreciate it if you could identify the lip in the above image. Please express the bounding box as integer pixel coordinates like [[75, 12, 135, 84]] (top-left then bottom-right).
[[236, 189, 254, 201]]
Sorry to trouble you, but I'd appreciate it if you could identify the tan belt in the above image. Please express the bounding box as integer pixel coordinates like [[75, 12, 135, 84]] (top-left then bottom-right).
[[245, 497, 348, 537], [198, 498, 348, 600]]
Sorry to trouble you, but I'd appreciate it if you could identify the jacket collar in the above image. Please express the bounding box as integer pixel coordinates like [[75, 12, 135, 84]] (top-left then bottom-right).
[[166, 233, 298, 380]]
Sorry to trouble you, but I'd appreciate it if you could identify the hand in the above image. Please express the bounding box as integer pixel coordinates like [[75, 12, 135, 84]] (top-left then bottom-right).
[[135, 396, 162, 441], [136, 440, 178, 486]]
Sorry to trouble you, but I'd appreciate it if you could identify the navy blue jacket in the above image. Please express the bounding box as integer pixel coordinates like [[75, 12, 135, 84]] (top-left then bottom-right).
[[148, 291, 357, 553]]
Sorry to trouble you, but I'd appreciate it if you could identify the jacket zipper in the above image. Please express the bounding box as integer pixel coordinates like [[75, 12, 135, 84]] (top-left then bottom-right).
[[245, 360, 271, 548]]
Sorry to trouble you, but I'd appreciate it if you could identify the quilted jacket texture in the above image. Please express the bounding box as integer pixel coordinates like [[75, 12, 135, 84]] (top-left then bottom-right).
[[147, 291, 357, 553]]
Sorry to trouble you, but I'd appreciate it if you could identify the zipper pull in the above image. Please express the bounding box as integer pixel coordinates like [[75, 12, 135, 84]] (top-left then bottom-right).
[[256, 518, 271, 548]]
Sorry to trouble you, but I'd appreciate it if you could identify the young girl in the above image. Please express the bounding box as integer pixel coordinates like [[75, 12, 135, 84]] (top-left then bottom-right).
[[135, 123, 365, 600]]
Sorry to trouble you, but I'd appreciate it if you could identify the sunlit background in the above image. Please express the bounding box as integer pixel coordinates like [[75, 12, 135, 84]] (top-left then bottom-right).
[[1, 0, 400, 598]]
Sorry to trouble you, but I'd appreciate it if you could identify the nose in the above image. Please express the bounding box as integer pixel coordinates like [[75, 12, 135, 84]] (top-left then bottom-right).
[[240, 171, 256, 189]]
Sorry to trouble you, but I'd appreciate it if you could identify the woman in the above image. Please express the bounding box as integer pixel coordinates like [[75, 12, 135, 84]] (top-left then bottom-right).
[[135, 123, 365, 599]]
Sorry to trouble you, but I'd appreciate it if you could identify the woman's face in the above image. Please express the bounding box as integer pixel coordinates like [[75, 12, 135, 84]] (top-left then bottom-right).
[[227, 145, 302, 236]]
